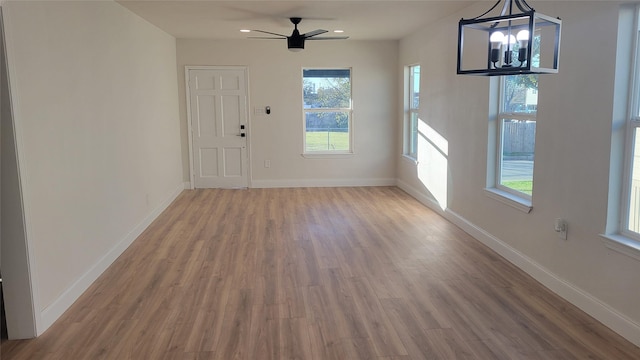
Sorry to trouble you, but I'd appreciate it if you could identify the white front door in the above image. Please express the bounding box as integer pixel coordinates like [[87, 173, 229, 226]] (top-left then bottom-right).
[[187, 67, 249, 188]]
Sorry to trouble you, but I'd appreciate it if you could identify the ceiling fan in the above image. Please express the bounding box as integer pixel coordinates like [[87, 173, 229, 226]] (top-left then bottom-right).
[[249, 17, 349, 51]]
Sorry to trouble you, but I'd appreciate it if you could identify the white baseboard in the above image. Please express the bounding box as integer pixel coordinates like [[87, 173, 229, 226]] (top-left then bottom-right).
[[396, 180, 640, 348], [251, 177, 397, 189], [39, 182, 185, 333], [396, 179, 442, 209]]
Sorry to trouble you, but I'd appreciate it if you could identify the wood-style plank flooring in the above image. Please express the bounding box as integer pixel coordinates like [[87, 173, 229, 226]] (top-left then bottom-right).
[[2, 187, 639, 359]]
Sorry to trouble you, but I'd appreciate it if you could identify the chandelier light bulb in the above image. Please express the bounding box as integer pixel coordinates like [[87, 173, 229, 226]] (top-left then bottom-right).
[[501, 34, 516, 66], [490, 31, 505, 46], [502, 34, 516, 45], [517, 30, 530, 47], [516, 30, 530, 65], [489, 31, 505, 66]]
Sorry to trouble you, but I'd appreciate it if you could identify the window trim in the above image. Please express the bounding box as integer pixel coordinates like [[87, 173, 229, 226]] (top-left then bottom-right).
[[484, 187, 532, 213], [601, 234, 640, 262], [302, 67, 353, 155]]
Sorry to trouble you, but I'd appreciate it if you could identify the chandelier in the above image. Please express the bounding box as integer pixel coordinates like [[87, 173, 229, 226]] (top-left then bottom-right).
[[457, 0, 561, 76]]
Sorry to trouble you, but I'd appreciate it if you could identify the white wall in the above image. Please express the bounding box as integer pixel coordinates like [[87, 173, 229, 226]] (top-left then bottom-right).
[[177, 39, 398, 188], [397, 1, 640, 346], [2, 0, 183, 335], [1, 5, 35, 339]]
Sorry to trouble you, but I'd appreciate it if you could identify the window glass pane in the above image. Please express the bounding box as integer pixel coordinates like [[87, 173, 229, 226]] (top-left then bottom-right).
[[502, 75, 538, 113], [628, 128, 640, 233], [410, 112, 419, 156], [303, 70, 351, 109], [499, 119, 535, 195], [305, 111, 350, 152], [410, 66, 420, 110], [406, 65, 420, 159]]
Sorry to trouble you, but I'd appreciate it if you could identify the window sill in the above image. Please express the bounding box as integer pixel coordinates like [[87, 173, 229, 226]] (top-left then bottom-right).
[[402, 154, 418, 165], [484, 187, 532, 213], [301, 152, 354, 159], [600, 234, 640, 262]]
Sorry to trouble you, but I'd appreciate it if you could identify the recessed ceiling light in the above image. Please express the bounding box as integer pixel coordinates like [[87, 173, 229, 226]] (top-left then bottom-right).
[[240, 29, 251, 33], [334, 30, 344, 33]]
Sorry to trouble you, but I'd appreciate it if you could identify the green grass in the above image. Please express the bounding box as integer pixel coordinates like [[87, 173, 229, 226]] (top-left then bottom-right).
[[306, 131, 349, 152], [502, 180, 533, 195]]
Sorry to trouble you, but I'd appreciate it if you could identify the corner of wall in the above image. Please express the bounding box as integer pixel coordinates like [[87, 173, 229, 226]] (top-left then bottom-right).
[[0, 4, 40, 339], [39, 182, 185, 331]]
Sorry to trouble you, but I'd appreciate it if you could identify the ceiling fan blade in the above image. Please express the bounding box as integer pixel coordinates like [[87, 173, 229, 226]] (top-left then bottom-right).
[[303, 29, 328, 38], [306, 36, 350, 40], [251, 30, 287, 38], [248, 37, 286, 39]]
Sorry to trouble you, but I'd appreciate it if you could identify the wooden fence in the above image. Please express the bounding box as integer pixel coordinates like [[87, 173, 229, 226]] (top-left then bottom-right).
[[502, 121, 536, 160]]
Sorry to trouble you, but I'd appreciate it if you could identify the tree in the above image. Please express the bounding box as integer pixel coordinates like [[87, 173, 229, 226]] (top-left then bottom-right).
[[303, 77, 350, 108], [503, 74, 538, 113], [303, 77, 350, 129], [502, 35, 541, 112]]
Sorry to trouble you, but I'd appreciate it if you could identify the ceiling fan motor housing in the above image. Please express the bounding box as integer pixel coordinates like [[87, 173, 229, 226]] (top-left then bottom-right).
[[288, 36, 305, 51]]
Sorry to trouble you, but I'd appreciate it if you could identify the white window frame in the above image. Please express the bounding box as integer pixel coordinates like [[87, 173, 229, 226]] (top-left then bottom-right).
[[495, 75, 537, 201], [302, 68, 353, 155], [485, 75, 537, 213], [405, 65, 420, 160]]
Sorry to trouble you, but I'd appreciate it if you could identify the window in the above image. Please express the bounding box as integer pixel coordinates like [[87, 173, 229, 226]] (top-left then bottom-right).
[[302, 69, 352, 153], [406, 65, 420, 159], [622, 9, 640, 238], [602, 5, 640, 257], [495, 75, 538, 199]]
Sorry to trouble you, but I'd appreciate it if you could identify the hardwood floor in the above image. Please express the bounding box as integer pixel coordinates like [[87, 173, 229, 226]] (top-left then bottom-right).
[[2, 187, 639, 359]]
